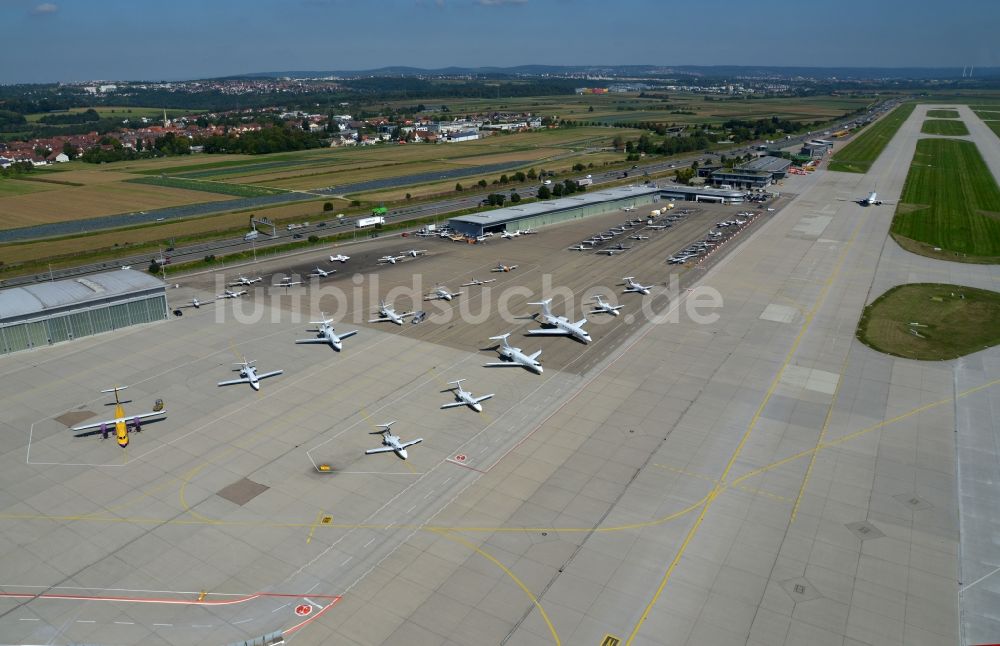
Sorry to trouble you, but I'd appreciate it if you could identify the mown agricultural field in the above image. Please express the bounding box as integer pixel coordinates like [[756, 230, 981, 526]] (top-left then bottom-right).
[[926, 109, 960, 118], [857, 284, 1000, 360], [0, 178, 55, 197], [829, 103, 916, 173], [921, 119, 969, 136], [24, 106, 196, 123], [891, 138, 1000, 262]]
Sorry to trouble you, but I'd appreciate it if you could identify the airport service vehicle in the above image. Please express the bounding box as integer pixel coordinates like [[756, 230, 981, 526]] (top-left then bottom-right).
[[217, 358, 283, 392], [71, 386, 166, 448], [230, 275, 262, 286], [309, 267, 335, 278], [622, 277, 653, 295], [462, 277, 497, 287], [411, 311, 427, 324], [484, 333, 543, 374], [364, 421, 422, 460], [295, 313, 357, 351], [589, 295, 624, 317], [369, 299, 413, 326], [217, 289, 248, 300], [425, 286, 463, 302], [329, 254, 351, 263], [527, 299, 591, 344], [440, 379, 494, 413]]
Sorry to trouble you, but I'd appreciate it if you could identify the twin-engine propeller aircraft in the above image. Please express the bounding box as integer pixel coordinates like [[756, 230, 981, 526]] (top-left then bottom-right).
[[590, 295, 624, 317], [484, 333, 543, 374], [329, 254, 351, 263], [425, 286, 463, 302], [70, 386, 166, 448], [491, 262, 519, 272], [217, 357, 283, 391], [217, 289, 247, 300], [369, 299, 413, 325], [622, 276, 653, 295], [295, 313, 358, 351], [404, 249, 428, 257], [527, 299, 591, 344], [309, 267, 335, 278], [364, 421, 422, 460], [230, 275, 262, 286], [440, 379, 494, 413], [378, 254, 406, 265]]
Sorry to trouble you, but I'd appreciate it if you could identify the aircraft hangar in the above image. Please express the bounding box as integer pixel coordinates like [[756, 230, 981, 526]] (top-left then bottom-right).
[[0, 268, 168, 355], [447, 185, 661, 237]]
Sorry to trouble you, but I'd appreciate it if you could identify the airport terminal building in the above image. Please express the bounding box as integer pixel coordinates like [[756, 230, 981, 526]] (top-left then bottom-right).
[[0, 269, 168, 355]]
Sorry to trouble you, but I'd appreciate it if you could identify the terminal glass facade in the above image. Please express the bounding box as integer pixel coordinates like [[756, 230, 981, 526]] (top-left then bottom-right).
[[0, 293, 167, 355]]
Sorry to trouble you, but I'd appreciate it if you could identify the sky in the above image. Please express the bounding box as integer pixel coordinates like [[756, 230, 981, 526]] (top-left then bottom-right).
[[1, 0, 997, 83]]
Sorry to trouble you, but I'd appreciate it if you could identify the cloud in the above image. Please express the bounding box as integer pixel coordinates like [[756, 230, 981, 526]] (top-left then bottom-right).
[[31, 2, 58, 14], [477, 0, 527, 5]]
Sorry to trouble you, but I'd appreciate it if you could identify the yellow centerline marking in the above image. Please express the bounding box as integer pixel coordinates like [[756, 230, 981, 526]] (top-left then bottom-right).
[[433, 529, 561, 646], [306, 511, 326, 544], [624, 216, 862, 645]]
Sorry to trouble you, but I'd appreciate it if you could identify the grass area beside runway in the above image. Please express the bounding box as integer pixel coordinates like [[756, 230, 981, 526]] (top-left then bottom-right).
[[926, 109, 960, 118], [921, 119, 969, 136], [891, 138, 1000, 263], [126, 175, 289, 197], [829, 103, 916, 173], [857, 283, 1000, 360], [975, 111, 1000, 121], [984, 121, 1000, 140], [0, 178, 55, 197]]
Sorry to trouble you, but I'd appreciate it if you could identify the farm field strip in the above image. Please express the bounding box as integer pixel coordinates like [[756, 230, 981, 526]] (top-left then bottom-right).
[[0, 179, 55, 197], [127, 175, 290, 197], [891, 138, 1000, 261], [829, 103, 916, 173]]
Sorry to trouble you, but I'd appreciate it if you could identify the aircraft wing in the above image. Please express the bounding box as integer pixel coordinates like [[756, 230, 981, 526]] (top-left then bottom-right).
[[473, 394, 495, 404], [257, 370, 283, 380], [217, 377, 251, 387], [399, 438, 423, 449], [71, 410, 165, 432], [483, 361, 522, 368], [365, 446, 396, 455], [526, 328, 571, 336], [440, 401, 467, 409], [574, 318, 588, 327], [295, 338, 328, 344], [528, 350, 542, 361], [338, 330, 359, 339], [368, 316, 391, 323]]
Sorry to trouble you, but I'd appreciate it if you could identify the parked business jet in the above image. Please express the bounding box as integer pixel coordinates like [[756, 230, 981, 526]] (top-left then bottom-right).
[[527, 298, 592, 344], [484, 333, 543, 374], [365, 421, 422, 460], [622, 277, 653, 295], [440, 379, 494, 413], [295, 313, 357, 351], [217, 358, 283, 391]]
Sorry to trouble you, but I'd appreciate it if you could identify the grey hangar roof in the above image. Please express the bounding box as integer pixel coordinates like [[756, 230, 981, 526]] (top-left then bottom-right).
[[0, 269, 167, 322], [448, 185, 662, 228]]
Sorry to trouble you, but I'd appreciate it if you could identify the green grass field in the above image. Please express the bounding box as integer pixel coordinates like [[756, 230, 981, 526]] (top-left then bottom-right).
[[985, 121, 1000, 140], [926, 109, 960, 118], [25, 106, 197, 123], [857, 283, 1000, 360], [975, 111, 1000, 121], [921, 119, 969, 136], [829, 103, 916, 173], [126, 176, 289, 197], [891, 138, 1000, 262]]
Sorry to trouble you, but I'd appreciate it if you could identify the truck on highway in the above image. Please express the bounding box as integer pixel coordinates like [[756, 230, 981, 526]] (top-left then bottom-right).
[[244, 230, 259, 241], [357, 216, 385, 228], [576, 176, 593, 187]]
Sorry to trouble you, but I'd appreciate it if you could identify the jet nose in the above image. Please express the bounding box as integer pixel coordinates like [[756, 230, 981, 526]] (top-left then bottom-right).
[[473, 403, 483, 413], [398, 450, 408, 460], [251, 382, 260, 391]]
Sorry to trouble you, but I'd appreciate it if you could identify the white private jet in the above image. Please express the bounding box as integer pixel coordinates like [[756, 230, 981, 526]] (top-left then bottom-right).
[[404, 249, 428, 257], [275, 277, 302, 289], [501, 230, 520, 239], [484, 333, 543, 374], [629, 234, 650, 240], [217, 358, 283, 391], [462, 277, 497, 287], [440, 379, 494, 413], [527, 299, 592, 344], [519, 228, 537, 235], [295, 313, 357, 351], [491, 263, 519, 272], [647, 224, 669, 230], [858, 190, 883, 206], [230, 275, 262, 286], [378, 254, 406, 265], [181, 297, 212, 309], [569, 243, 594, 251], [364, 421, 422, 460], [425, 286, 463, 302], [622, 205, 635, 212], [597, 245, 631, 256], [329, 254, 351, 263], [217, 289, 248, 299], [622, 277, 653, 295], [590, 295, 624, 317], [369, 299, 413, 325], [309, 267, 335, 278]]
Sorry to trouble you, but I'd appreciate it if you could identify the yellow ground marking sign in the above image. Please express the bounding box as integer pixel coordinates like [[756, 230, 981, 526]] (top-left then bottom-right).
[[601, 635, 621, 646]]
